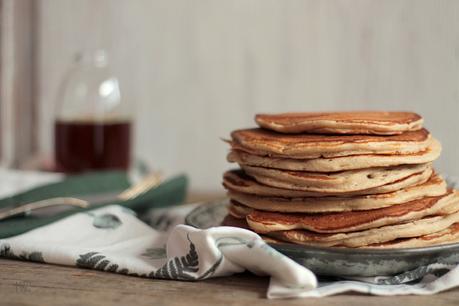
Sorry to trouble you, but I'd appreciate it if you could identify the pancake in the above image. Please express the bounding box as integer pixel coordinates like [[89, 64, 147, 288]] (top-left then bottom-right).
[[230, 128, 431, 159], [266, 199, 459, 248], [227, 173, 447, 213], [227, 138, 441, 172], [221, 214, 250, 229], [222, 213, 459, 248], [228, 201, 252, 219], [365, 223, 459, 248], [255, 111, 423, 135], [241, 163, 431, 193], [244, 191, 457, 234], [221, 214, 285, 244], [222, 168, 433, 197]]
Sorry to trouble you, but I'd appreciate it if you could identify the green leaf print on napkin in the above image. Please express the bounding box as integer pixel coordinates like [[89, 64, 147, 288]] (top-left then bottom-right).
[[76, 252, 129, 274], [89, 213, 122, 229], [142, 247, 167, 260], [0, 243, 45, 263], [151, 235, 199, 280]]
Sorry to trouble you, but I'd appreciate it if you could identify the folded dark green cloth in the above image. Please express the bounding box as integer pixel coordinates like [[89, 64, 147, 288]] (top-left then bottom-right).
[[0, 171, 188, 238]]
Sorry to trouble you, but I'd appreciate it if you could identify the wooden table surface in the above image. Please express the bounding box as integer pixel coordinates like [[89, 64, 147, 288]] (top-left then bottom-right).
[[1, 259, 458, 306]]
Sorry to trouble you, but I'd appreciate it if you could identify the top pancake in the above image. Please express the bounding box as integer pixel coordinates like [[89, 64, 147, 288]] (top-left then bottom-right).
[[231, 128, 431, 159], [255, 111, 423, 135]]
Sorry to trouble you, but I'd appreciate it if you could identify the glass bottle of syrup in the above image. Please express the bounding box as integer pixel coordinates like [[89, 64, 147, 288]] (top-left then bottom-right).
[[54, 50, 132, 173]]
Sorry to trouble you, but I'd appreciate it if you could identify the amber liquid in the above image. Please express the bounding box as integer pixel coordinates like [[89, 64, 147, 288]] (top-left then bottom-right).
[[54, 119, 131, 173]]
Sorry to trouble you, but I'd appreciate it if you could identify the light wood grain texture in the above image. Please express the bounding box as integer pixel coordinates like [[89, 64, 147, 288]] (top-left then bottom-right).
[[1, 259, 459, 306], [34, 0, 459, 191], [187, 191, 225, 203]]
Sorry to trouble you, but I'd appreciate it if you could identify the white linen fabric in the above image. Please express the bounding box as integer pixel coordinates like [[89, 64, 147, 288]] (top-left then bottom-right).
[[1, 203, 459, 299]]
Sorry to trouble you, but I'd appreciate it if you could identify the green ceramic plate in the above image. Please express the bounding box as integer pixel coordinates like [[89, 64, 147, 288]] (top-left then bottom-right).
[[185, 199, 459, 277]]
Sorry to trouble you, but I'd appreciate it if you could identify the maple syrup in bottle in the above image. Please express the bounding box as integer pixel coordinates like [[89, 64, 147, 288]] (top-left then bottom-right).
[[54, 50, 132, 173], [55, 118, 131, 173]]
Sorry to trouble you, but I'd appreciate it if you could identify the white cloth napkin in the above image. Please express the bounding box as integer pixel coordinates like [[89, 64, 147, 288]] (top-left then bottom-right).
[[2, 203, 459, 299]]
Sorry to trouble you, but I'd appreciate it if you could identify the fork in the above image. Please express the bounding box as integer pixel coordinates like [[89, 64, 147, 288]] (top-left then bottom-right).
[[0, 171, 162, 221]]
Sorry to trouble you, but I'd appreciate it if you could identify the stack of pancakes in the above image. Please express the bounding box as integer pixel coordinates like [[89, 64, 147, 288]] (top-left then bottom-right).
[[222, 112, 459, 248]]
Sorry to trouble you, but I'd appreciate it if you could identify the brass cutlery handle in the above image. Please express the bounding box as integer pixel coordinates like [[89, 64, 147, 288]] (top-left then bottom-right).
[[0, 171, 163, 221], [118, 172, 162, 200], [0, 197, 89, 220]]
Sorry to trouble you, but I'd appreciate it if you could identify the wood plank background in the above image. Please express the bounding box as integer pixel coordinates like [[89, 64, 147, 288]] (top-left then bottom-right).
[[34, 0, 459, 191]]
